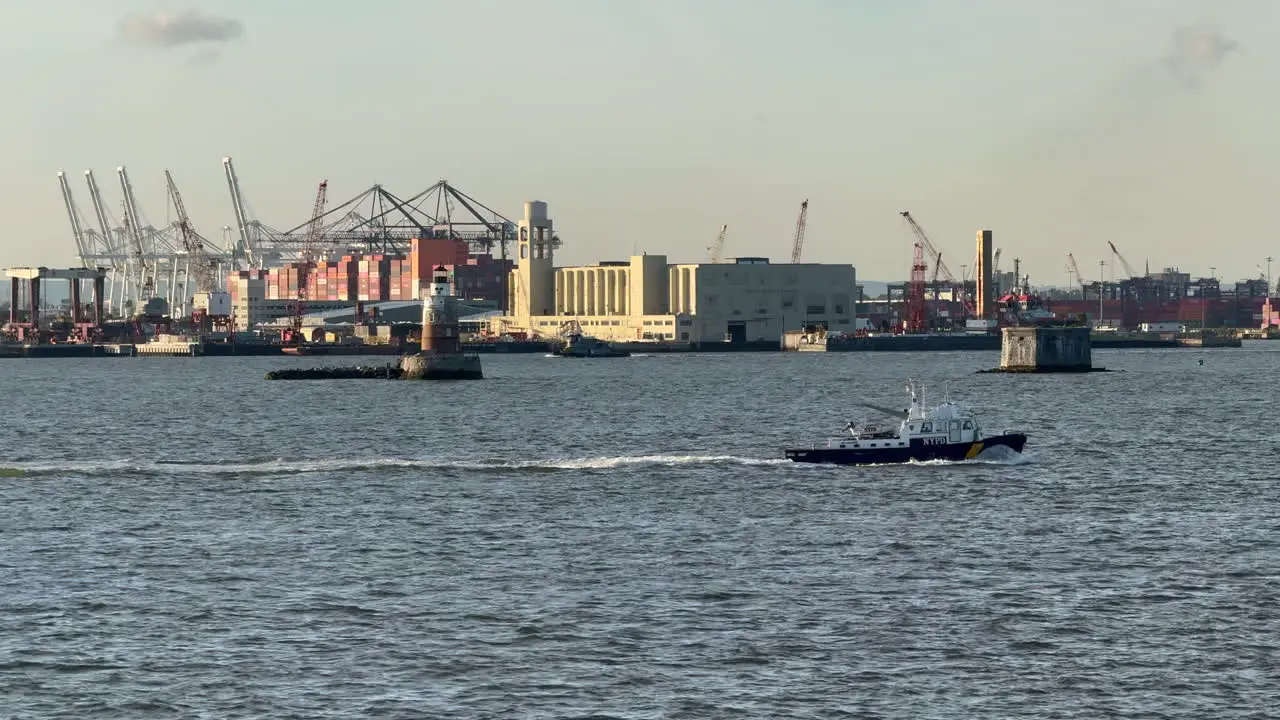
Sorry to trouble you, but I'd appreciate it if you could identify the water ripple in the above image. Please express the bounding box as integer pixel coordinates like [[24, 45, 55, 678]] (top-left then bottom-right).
[[1, 348, 1278, 717]]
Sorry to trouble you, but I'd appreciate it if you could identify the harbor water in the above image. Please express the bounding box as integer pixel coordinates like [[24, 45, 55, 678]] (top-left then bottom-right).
[[2, 345, 1278, 718]]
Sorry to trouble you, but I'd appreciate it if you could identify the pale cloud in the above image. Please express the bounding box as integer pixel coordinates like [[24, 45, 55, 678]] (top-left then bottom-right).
[[117, 9, 244, 47], [1161, 25, 1239, 89]]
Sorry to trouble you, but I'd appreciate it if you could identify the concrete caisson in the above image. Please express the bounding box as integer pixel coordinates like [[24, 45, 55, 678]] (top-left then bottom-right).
[[998, 326, 1093, 372]]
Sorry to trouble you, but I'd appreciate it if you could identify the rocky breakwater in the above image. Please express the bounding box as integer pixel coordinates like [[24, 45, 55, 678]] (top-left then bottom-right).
[[265, 364, 401, 380]]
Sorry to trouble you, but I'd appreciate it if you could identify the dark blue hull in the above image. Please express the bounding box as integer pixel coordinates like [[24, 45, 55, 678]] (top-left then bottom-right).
[[784, 433, 1027, 465]]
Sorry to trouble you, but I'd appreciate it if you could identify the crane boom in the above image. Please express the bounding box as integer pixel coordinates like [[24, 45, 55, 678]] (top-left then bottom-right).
[[1107, 241, 1139, 279], [899, 211, 956, 282], [116, 165, 153, 301], [85, 170, 120, 257], [57, 171, 91, 267], [165, 170, 217, 294], [790, 199, 808, 263], [899, 210, 975, 316], [302, 180, 328, 269], [289, 180, 328, 342], [1066, 252, 1084, 293], [708, 224, 728, 264], [222, 156, 259, 269]]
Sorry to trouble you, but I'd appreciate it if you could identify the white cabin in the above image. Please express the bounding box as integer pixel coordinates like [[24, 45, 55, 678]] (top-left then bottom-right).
[[823, 382, 986, 450]]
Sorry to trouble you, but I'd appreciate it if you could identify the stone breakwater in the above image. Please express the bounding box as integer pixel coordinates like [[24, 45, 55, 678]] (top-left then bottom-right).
[[264, 353, 483, 381]]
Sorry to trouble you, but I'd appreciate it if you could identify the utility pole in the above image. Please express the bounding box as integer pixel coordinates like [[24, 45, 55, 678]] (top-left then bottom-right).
[[1098, 260, 1105, 326], [1267, 256, 1274, 295]]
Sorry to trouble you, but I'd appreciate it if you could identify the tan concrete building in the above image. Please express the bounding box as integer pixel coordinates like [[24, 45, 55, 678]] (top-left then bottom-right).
[[499, 202, 858, 343]]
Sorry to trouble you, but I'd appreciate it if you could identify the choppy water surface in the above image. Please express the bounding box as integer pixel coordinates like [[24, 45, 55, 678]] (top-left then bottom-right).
[[2, 345, 1278, 718]]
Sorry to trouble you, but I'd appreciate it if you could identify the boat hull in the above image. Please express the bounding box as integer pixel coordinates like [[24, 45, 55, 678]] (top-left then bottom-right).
[[553, 348, 631, 358], [784, 433, 1027, 465]]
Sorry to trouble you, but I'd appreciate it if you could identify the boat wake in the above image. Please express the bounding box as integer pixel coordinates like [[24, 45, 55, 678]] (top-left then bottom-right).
[[906, 446, 1033, 467], [0, 454, 792, 478]]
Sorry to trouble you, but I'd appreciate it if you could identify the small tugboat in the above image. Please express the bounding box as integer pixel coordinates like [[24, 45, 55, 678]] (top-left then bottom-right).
[[784, 380, 1027, 465], [552, 322, 631, 358]]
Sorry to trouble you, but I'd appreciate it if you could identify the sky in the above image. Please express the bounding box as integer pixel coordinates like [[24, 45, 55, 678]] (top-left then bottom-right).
[[1, 0, 1276, 285]]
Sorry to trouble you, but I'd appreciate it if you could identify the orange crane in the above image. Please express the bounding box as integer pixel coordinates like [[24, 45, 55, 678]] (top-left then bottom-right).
[[900, 210, 976, 318], [790, 200, 808, 263], [905, 243, 927, 333], [931, 251, 943, 326], [287, 180, 328, 343]]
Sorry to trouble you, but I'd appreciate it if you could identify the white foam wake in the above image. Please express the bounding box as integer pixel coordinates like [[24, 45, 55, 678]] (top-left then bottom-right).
[[1, 454, 791, 478]]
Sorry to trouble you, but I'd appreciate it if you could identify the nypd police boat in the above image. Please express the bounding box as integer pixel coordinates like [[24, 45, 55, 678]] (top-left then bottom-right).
[[784, 381, 1027, 465]]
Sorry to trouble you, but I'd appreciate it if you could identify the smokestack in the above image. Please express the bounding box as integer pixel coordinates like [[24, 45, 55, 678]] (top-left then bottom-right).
[[976, 230, 993, 320]]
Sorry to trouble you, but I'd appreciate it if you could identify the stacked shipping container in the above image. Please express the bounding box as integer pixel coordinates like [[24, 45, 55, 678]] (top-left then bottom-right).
[[238, 242, 510, 306]]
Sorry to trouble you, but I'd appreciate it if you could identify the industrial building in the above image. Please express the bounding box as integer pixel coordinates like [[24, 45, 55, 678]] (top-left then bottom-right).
[[497, 201, 859, 343]]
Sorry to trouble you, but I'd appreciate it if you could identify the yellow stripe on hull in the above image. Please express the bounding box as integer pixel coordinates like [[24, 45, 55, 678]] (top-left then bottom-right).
[[965, 442, 985, 459]]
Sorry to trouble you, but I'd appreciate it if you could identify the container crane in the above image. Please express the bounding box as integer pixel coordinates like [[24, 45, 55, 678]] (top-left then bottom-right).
[[165, 170, 217, 296], [116, 166, 154, 304], [222, 156, 265, 269], [57, 172, 93, 268], [899, 210, 975, 317], [790, 200, 808, 263], [707, 224, 728, 264], [85, 170, 125, 315]]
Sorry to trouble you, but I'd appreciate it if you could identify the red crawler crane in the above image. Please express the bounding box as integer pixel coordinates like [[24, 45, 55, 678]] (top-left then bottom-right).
[[905, 242, 927, 333], [285, 180, 328, 344]]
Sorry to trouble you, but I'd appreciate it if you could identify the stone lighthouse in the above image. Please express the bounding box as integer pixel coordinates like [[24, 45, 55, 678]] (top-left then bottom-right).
[[398, 265, 483, 380]]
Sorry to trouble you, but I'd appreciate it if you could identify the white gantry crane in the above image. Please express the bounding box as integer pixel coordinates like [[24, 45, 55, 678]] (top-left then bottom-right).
[[165, 170, 218, 299]]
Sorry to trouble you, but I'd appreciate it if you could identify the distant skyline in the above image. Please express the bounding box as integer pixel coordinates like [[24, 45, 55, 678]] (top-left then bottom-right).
[[2, 0, 1276, 284]]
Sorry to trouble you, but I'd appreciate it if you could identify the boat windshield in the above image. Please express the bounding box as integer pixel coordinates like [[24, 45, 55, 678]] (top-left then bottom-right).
[[848, 421, 898, 439]]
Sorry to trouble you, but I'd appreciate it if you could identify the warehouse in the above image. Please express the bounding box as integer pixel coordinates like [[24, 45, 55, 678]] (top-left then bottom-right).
[[498, 202, 858, 343]]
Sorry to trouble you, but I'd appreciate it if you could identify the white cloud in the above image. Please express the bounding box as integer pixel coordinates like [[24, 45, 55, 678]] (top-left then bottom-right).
[[118, 9, 244, 47]]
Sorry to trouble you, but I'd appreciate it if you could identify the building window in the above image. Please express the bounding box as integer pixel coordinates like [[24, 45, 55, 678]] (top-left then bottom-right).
[[806, 305, 826, 314], [834, 304, 846, 314], [678, 318, 692, 326], [680, 332, 689, 340]]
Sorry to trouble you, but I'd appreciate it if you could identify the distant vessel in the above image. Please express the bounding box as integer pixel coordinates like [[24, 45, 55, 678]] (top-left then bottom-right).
[[784, 381, 1027, 465], [554, 331, 631, 358], [551, 321, 630, 358]]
